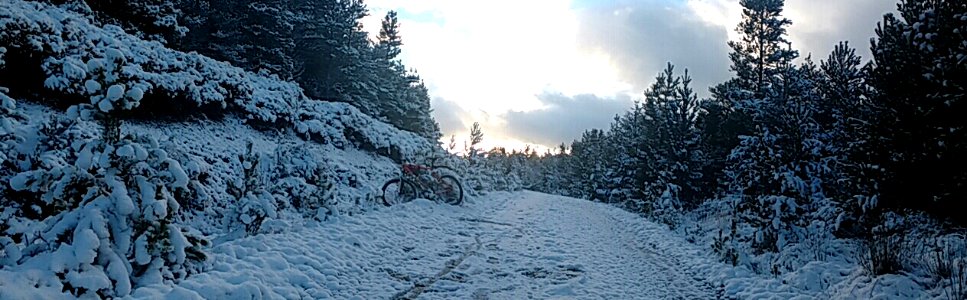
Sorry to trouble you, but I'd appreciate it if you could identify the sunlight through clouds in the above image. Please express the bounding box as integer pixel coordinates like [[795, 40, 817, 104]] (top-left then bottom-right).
[[363, 0, 634, 151]]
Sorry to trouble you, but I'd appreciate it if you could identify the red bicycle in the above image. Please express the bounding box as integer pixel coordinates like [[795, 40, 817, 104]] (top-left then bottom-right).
[[381, 163, 464, 206]]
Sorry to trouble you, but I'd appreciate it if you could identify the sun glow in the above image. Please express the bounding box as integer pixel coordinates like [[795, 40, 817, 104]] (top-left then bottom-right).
[[363, 0, 633, 151]]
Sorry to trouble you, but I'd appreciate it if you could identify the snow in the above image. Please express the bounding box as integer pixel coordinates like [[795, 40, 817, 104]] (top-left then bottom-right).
[[84, 79, 101, 94], [119, 191, 716, 299], [72, 228, 100, 264], [679, 200, 943, 300], [107, 84, 125, 101], [0, 269, 72, 300]]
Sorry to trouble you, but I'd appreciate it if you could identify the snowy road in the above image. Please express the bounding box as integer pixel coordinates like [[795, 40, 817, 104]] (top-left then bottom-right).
[[447, 191, 715, 299], [135, 191, 717, 299]]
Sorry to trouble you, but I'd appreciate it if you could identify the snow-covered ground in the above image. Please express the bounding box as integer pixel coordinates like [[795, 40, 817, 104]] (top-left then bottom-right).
[[120, 191, 721, 299]]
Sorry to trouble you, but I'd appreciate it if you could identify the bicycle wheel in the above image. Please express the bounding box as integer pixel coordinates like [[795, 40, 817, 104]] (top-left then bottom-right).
[[382, 179, 417, 206], [434, 175, 464, 205]]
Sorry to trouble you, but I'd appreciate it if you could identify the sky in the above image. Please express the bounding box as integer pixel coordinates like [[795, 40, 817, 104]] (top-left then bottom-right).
[[361, 0, 897, 153]]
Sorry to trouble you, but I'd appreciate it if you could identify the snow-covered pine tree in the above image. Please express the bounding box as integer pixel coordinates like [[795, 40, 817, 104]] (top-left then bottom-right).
[[227, 140, 278, 235], [462, 122, 491, 194], [513, 145, 545, 191], [371, 12, 442, 140], [702, 0, 799, 204], [467, 122, 484, 163], [293, 0, 371, 103], [1, 48, 209, 297], [818, 42, 878, 238], [504, 149, 530, 191], [728, 55, 835, 260], [867, 0, 967, 225], [640, 64, 679, 206], [703, 0, 812, 258], [371, 10, 409, 123], [0, 47, 22, 167], [606, 104, 652, 210], [398, 79, 443, 141], [57, 0, 186, 44], [196, 0, 297, 80], [569, 129, 613, 201], [641, 63, 704, 225]]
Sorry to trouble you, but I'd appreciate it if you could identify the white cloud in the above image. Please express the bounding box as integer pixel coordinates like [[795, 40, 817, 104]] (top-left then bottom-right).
[[363, 0, 634, 147], [503, 92, 634, 146], [574, 0, 733, 96], [784, 0, 896, 61]]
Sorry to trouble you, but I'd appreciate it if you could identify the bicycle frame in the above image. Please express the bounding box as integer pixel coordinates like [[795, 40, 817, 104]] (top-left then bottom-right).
[[401, 164, 444, 197]]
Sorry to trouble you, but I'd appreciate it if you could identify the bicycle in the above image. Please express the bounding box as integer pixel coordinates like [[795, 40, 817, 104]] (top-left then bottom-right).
[[381, 162, 464, 206]]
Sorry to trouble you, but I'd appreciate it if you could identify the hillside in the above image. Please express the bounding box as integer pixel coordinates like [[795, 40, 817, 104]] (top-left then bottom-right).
[[0, 1, 450, 298]]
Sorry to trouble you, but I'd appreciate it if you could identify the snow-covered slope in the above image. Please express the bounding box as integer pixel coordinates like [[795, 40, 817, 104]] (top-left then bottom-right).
[[0, 0, 433, 158], [0, 99, 420, 297], [0, 1, 447, 297]]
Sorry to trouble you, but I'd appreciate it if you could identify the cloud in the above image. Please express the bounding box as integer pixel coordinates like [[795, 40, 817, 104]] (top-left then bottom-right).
[[570, 0, 896, 97], [502, 92, 634, 146], [430, 96, 469, 135], [573, 0, 733, 96], [683, 0, 897, 61], [364, 0, 632, 116], [784, 0, 897, 61]]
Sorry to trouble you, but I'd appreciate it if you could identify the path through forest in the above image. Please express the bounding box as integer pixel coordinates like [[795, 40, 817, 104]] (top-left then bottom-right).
[[136, 191, 718, 299]]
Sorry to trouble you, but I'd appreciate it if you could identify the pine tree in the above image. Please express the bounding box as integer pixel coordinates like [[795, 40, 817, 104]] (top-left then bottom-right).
[[467, 122, 484, 163], [702, 0, 800, 205], [396, 80, 442, 140], [728, 57, 833, 255], [293, 0, 371, 103], [570, 129, 611, 200], [60, 0, 186, 43], [818, 42, 877, 237], [727, 0, 798, 100], [191, 0, 296, 79], [642, 63, 703, 212], [607, 103, 654, 212], [371, 12, 442, 140], [377, 11, 403, 60], [717, 0, 835, 256], [867, 0, 967, 224]]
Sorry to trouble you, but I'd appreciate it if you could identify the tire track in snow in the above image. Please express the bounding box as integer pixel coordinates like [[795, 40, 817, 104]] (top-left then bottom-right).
[[392, 235, 483, 300], [459, 191, 716, 299], [155, 192, 716, 299]]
